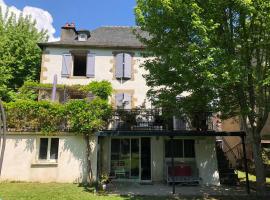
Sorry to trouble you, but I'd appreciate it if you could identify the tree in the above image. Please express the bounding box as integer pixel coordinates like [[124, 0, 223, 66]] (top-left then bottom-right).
[[0, 8, 47, 101], [65, 81, 113, 183], [135, 0, 270, 195]]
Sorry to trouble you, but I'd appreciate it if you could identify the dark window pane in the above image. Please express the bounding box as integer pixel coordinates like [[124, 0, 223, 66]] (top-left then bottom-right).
[[111, 139, 120, 160], [165, 140, 183, 158], [50, 138, 59, 159], [73, 54, 87, 76], [184, 140, 195, 158], [131, 139, 139, 178], [39, 138, 48, 160]]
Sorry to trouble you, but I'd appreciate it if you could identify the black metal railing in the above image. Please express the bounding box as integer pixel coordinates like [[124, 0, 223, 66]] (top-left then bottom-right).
[[107, 109, 216, 131], [109, 109, 168, 131]]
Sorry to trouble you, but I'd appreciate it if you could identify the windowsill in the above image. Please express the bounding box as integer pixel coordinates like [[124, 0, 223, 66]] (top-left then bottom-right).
[[68, 76, 89, 79], [31, 160, 58, 168]]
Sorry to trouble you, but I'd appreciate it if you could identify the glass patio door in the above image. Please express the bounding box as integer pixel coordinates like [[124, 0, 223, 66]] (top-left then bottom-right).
[[110, 138, 139, 179]]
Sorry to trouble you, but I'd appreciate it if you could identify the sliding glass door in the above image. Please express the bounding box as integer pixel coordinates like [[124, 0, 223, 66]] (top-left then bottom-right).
[[111, 138, 140, 179]]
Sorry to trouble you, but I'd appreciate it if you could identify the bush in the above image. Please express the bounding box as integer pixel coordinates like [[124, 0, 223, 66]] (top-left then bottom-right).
[[81, 81, 113, 100], [5, 100, 66, 133], [65, 98, 112, 134]]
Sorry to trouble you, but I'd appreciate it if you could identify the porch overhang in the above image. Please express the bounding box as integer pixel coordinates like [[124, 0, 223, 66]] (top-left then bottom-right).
[[96, 130, 246, 137]]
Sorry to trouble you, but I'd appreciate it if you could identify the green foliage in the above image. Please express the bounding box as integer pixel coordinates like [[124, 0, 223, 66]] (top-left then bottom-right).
[[5, 100, 65, 133], [81, 81, 113, 100], [15, 80, 40, 101], [65, 98, 112, 134], [4, 98, 112, 134], [135, 0, 270, 126], [0, 9, 48, 101], [135, 0, 270, 191]]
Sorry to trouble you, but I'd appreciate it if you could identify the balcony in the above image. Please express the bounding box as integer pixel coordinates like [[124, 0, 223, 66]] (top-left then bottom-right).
[[107, 109, 218, 132]]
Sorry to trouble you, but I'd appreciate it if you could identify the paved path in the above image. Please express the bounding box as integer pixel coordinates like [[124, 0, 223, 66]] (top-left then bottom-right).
[[107, 183, 251, 197]]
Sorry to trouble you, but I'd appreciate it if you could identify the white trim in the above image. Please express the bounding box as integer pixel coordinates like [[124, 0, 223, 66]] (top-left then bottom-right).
[[35, 137, 59, 164]]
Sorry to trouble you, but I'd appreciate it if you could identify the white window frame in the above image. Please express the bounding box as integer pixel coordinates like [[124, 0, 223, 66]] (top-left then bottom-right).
[[37, 137, 59, 163]]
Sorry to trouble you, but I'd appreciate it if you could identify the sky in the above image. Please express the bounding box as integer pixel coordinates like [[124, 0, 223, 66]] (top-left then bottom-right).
[[0, 0, 137, 41]]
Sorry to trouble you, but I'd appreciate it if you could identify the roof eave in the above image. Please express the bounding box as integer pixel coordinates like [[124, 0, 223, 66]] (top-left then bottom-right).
[[38, 42, 146, 50]]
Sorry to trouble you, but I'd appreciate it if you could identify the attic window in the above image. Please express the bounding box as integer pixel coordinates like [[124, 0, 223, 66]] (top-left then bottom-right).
[[78, 34, 87, 41]]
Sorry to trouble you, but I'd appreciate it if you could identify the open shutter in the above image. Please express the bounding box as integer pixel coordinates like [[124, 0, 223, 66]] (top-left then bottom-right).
[[115, 53, 124, 79], [115, 93, 124, 108], [123, 93, 132, 109], [123, 53, 132, 79], [86, 53, 95, 78], [61, 54, 72, 77]]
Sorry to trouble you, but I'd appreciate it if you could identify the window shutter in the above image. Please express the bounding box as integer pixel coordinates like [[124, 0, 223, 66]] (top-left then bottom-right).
[[61, 54, 72, 77], [123, 53, 132, 79], [115, 93, 124, 108], [86, 53, 95, 78], [123, 93, 132, 109], [115, 53, 124, 79]]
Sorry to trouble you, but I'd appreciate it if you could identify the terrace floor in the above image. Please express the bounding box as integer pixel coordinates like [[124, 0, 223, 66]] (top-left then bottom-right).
[[107, 182, 252, 197]]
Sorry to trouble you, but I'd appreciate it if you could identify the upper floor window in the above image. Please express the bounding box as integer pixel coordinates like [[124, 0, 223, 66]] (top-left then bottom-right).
[[61, 52, 95, 78], [115, 93, 132, 109], [115, 53, 132, 80], [73, 53, 87, 76], [38, 138, 59, 161]]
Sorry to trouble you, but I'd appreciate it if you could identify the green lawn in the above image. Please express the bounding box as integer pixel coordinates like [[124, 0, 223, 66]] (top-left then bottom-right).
[[237, 170, 270, 183], [0, 182, 258, 200]]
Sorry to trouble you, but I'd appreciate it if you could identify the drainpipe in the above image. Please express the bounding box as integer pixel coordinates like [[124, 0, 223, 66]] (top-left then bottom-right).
[[241, 135, 250, 194], [170, 136, 175, 194]]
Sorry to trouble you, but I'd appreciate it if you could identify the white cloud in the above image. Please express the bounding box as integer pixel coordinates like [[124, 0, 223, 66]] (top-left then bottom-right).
[[0, 0, 59, 41]]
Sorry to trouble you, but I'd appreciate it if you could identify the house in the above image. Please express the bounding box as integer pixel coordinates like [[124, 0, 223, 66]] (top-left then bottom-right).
[[0, 23, 245, 186]]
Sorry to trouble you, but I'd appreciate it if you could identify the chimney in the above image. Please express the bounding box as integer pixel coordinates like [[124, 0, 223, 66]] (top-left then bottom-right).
[[61, 22, 77, 41]]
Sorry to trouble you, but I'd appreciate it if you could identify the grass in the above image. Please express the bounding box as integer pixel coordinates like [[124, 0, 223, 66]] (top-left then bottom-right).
[[0, 182, 260, 200], [237, 170, 270, 184]]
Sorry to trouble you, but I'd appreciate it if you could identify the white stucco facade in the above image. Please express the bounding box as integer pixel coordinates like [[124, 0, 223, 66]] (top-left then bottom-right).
[[0, 133, 97, 183], [40, 47, 151, 108]]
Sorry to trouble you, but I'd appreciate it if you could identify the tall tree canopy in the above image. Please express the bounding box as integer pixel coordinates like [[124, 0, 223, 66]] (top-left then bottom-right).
[[0, 9, 48, 101], [135, 0, 270, 194]]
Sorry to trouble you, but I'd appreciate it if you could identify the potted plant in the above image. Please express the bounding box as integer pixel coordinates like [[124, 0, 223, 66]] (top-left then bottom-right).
[[100, 173, 109, 191]]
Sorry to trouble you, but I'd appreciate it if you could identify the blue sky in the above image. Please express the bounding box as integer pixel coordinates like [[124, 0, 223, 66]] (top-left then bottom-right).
[[2, 0, 136, 40]]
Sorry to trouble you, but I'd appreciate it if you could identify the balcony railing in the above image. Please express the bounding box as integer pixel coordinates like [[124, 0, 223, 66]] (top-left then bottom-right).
[[108, 109, 168, 131], [107, 109, 218, 131]]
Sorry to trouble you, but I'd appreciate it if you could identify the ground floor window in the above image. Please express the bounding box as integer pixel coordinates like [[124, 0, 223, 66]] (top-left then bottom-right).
[[165, 139, 195, 158], [38, 138, 59, 161], [110, 138, 139, 179]]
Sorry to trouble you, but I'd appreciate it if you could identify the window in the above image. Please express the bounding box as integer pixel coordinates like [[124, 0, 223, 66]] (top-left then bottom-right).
[[165, 139, 195, 158], [78, 33, 87, 41], [115, 53, 132, 79], [73, 54, 87, 76], [38, 138, 59, 161], [115, 93, 132, 109]]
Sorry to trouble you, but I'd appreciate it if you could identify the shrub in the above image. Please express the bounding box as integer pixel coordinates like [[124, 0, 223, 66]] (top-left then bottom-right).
[[5, 100, 66, 133], [81, 81, 113, 100], [65, 98, 112, 134]]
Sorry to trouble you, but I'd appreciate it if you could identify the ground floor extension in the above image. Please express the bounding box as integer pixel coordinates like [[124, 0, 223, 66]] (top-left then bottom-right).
[[1, 131, 246, 188], [99, 135, 220, 185]]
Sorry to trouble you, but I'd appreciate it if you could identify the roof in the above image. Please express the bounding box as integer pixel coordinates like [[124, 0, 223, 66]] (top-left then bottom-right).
[[96, 130, 246, 137], [39, 26, 149, 49]]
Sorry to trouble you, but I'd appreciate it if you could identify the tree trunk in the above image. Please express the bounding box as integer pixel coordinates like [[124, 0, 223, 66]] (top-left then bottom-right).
[[250, 129, 266, 196], [84, 134, 93, 184]]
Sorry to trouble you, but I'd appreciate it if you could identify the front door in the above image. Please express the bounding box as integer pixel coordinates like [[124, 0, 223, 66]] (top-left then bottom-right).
[[140, 138, 151, 181]]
